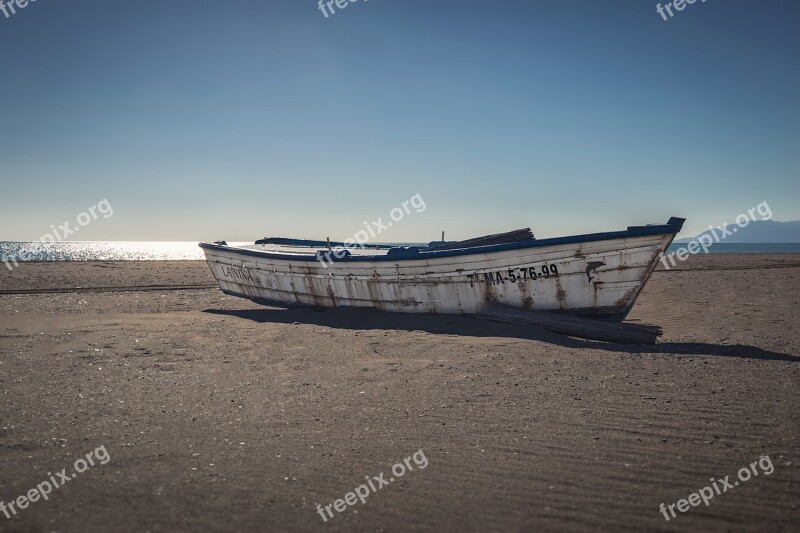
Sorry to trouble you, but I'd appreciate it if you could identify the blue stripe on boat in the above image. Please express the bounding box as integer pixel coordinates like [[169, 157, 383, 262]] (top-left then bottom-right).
[[199, 218, 685, 263]]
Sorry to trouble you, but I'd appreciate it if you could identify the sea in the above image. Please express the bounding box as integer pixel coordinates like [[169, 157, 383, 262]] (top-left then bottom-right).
[[1, 241, 799, 262], [0, 241, 208, 262], [666, 243, 800, 254]]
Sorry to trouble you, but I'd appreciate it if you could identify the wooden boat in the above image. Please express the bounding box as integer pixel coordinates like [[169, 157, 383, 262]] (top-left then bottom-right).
[[199, 217, 684, 318]]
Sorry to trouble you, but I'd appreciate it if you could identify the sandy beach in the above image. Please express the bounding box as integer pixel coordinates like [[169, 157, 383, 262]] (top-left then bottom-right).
[[1, 254, 798, 532]]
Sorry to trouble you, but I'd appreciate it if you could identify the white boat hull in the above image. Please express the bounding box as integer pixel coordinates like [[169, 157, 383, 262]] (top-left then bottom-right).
[[200, 220, 682, 317]]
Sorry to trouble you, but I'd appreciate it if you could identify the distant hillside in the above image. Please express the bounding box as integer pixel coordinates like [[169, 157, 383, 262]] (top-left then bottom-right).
[[676, 220, 800, 244]]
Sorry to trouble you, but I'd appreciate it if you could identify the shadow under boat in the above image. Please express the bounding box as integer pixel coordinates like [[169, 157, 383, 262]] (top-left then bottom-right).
[[203, 306, 799, 362]]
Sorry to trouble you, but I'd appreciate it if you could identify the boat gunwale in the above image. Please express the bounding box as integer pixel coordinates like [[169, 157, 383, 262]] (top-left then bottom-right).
[[199, 218, 684, 263]]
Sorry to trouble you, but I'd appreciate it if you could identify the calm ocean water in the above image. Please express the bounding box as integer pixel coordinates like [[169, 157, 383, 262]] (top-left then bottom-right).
[[666, 243, 800, 254], [1, 241, 799, 262], [0, 241, 208, 261]]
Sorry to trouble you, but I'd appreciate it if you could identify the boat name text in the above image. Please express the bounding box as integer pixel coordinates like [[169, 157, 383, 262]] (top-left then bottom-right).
[[219, 265, 258, 283]]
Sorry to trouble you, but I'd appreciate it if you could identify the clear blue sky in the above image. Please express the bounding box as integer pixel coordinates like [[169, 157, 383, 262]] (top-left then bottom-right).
[[1, 0, 798, 241]]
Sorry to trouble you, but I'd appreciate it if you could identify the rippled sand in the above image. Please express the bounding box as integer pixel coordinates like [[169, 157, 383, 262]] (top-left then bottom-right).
[[0, 256, 798, 531]]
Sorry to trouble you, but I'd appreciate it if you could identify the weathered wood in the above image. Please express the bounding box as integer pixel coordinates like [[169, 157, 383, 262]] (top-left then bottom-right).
[[478, 303, 661, 344], [201, 217, 684, 315], [431, 228, 534, 251]]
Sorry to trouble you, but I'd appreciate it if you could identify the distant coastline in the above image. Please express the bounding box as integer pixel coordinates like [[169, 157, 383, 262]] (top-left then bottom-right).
[[674, 219, 800, 245], [666, 243, 800, 254]]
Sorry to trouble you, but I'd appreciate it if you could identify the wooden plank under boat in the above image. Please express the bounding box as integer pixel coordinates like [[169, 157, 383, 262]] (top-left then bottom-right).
[[478, 303, 662, 344], [199, 217, 684, 318]]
